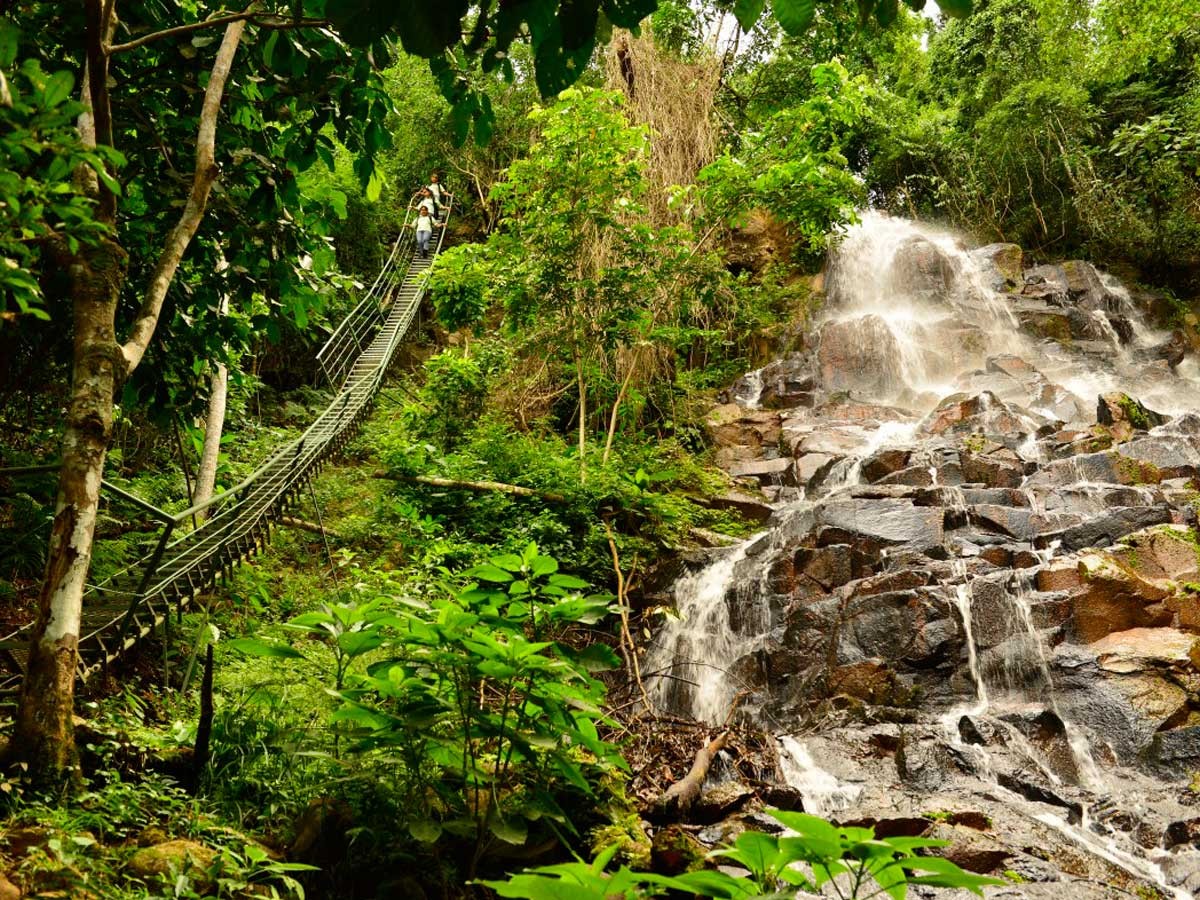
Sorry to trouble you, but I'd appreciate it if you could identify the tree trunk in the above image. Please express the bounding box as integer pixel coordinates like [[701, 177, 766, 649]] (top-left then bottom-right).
[[192, 294, 229, 520], [10, 7, 250, 788], [574, 346, 587, 482], [12, 239, 127, 786]]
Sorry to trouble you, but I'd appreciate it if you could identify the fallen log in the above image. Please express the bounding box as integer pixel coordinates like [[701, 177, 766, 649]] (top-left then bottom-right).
[[652, 731, 729, 820], [372, 472, 565, 503], [280, 515, 336, 538]]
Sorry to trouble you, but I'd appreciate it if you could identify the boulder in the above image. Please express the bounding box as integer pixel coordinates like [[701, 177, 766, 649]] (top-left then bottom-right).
[[1089, 627, 1199, 674], [706, 404, 782, 451], [1115, 435, 1200, 480], [1109, 526, 1200, 586], [960, 451, 1025, 489], [816, 499, 945, 548], [696, 490, 774, 524], [861, 448, 912, 483], [1066, 553, 1173, 642], [729, 456, 795, 486], [1041, 506, 1173, 552], [889, 236, 957, 297], [796, 453, 837, 488], [922, 392, 1027, 438], [693, 782, 755, 823], [971, 244, 1024, 291], [817, 316, 905, 397], [1096, 392, 1168, 442], [127, 840, 217, 888]]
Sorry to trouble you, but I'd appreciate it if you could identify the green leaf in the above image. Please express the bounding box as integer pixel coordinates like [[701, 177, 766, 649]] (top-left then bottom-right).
[[773, 0, 816, 35], [468, 563, 514, 583], [488, 815, 528, 845], [407, 818, 442, 843], [732, 0, 766, 31], [491, 553, 525, 572], [548, 574, 589, 589], [325, 0, 397, 46], [42, 71, 74, 109], [226, 637, 305, 659], [393, 0, 470, 56], [600, 0, 657, 29], [0, 22, 18, 67], [937, 0, 972, 16]]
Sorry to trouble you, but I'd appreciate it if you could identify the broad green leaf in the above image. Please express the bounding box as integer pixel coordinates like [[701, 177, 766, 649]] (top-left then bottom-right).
[[226, 637, 305, 659], [41, 71, 74, 109], [488, 815, 528, 845], [773, 0, 816, 35], [733, 0, 766, 31], [937, 0, 973, 16], [407, 818, 442, 843], [468, 563, 514, 583]]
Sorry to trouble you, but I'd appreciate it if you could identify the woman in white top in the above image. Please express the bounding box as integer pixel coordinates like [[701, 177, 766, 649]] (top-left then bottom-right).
[[427, 174, 451, 219], [414, 205, 439, 257]]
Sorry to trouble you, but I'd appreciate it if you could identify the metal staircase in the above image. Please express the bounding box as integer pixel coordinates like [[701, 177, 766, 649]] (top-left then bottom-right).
[[0, 194, 451, 694]]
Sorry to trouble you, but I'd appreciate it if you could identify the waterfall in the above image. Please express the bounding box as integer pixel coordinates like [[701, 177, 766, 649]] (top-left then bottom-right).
[[650, 211, 1200, 895]]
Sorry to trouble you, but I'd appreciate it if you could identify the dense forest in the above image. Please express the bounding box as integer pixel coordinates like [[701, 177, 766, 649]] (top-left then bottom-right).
[[1, 0, 1200, 898]]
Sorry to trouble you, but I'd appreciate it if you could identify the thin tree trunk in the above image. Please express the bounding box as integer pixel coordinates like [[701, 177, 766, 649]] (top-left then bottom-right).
[[13, 239, 127, 786], [574, 346, 587, 482], [192, 294, 230, 520]]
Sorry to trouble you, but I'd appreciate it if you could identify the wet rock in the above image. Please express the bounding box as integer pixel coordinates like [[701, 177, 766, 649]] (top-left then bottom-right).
[[878, 466, 935, 487], [1096, 392, 1168, 442], [995, 771, 1081, 819], [922, 391, 1027, 438], [796, 453, 836, 488], [927, 823, 1011, 873], [794, 544, 858, 591], [1148, 726, 1200, 767], [832, 660, 902, 704], [697, 490, 774, 524], [651, 825, 706, 875], [761, 375, 817, 410], [1089, 627, 1199, 674], [861, 448, 912, 483], [1041, 506, 1173, 552], [1136, 330, 1189, 370], [127, 841, 217, 889], [896, 734, 960, 791], [1165, 818, 1200, 849], [1026, 261, 1121, 313], [706, 404, 782, 451], [1035, 382, 1091, 424], [1065, 553, 1173, 642], [694, 782, 755, 823], [972, 244, 1024, 291], [729, 456, 795, 485], [960, 451, 1025, 489], [817, 316, 905, 396], [890, 236, 958, 297], [816, 499, 944, 548], [1115, 435, 1200, 480], [1015, 304, 1107, 344]]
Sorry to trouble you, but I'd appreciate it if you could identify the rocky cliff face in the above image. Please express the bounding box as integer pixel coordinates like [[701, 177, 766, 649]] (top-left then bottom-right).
[[649, 213, 1200, 896]]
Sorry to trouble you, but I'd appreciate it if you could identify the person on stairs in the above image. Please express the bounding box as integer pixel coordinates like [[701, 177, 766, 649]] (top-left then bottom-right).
[[426, 173, 451, 220], [414, 204, 440, 258], [417, 186, 438, 219]]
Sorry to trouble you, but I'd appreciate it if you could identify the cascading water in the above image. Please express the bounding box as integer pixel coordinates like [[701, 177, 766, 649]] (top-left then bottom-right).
[[652, 211, 1200, 895]]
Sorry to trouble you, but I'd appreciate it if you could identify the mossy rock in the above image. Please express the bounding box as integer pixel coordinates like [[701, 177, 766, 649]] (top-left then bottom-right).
[[650, 824, 706, 875]]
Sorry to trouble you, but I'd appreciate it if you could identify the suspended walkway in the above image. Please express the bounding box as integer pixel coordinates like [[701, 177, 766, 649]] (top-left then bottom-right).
[[0, 196, 451, 695]]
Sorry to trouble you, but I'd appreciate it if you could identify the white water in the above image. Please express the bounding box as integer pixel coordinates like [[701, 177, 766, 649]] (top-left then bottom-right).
[[646, 542, 755, 724], [777, 736, 862, 818]]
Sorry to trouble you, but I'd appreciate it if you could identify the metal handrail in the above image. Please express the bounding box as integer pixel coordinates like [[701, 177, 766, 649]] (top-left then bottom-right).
[[0, 189, 455, 688]]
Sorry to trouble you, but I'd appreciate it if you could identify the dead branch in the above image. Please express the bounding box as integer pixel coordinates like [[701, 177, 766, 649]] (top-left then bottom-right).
[[372, 472, 566, 503], [280, 516, 337, 539], [652, 730, 729, 820]]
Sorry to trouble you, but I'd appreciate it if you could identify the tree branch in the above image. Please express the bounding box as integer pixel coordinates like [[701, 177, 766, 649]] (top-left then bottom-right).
[[107, 11, 329, 54], [372, 472, 566, 503], [119, 12, 250, 374]]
